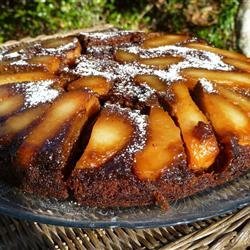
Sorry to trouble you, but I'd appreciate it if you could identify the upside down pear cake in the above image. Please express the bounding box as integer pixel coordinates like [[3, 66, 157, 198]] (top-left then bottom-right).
[[0, 31, 249, 208]]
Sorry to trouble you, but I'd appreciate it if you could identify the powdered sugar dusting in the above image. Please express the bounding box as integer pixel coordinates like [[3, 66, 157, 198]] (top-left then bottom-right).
[[74, 58, 115, 80], [10, 60, 29, 66], [74, 56, 180, 83], [0, 50, 5, 61], [113, 80, 156, 102], [81, 31, 138, 40], [74, 41, 234, 94], [199, 78, 217, 93], [73, 56, 171, 102], [86, 45, 114, 56], [126, 108, 147, 153], [125, 45, 233, 71], [14, 80, 60, 108], [3, 51, 21, 60]]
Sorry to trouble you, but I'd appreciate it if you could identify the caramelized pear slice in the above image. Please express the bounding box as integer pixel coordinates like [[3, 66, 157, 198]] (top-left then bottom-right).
[[223, 58, 250, 73], [0, 56, 61, 74], [0, 95, 24, 117], [67, 76, 111, 96], [134, 106, 185, 181], [76, 108, 133, 169], [186, 43, 248, 61], [16, 91, 100, 168], [134, 75, 168, 92], [169, 83, 219, 171], [217, 86, 250, 116], [41, 36, 81, 65], [114, 49, 139, 63], [142, 35, 189, 48], [0, 87, 11, 101], [0, 61, 43, 73], [0, 105, 48, 141], [196, 86, 250, 146], [28, 55, 61, 73], [182, 68, 250, 89], [138, 56, 182, 69], [0, 71, 56, 86]]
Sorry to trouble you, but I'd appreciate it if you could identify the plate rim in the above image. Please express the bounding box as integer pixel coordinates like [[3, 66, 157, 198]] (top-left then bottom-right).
[[0, 198, 249, 229], [0, 177, 249, 229]]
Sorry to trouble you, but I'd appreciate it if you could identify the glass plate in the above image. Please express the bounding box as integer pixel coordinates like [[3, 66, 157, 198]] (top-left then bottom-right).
[[0, 173, 249, 229]]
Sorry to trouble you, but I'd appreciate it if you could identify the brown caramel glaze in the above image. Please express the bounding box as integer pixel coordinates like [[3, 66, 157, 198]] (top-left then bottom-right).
[[56, 72, 80, 89], [230, 86, 250, 98], [192, 121, 214, 141], [108, 81, 160, 112]]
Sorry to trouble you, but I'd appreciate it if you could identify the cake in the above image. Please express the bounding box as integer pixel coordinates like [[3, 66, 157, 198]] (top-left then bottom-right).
[[0, 31, 249, 208]]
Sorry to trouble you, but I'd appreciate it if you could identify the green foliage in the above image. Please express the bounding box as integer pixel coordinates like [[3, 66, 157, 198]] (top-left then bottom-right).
[[196, 0, 240, 49], [0, 0, 240, 50], [0, 0, 106, 43], [104, 0, 151, 30], [150, 0, 187, 33]]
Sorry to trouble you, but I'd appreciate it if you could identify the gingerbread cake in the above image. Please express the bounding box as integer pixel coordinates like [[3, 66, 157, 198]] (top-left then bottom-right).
[[0, 31, 249, 208]]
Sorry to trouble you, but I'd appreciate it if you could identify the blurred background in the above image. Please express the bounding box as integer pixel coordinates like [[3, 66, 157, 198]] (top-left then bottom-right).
[[0, 0, 241, 50]]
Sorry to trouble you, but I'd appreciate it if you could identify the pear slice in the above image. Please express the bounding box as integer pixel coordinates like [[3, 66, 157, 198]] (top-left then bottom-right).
[[41, 36, 74, 48], [114, 49, 139, 63], [134, 75, 168, 92], [0, 87, 11, 101], [28, 55, 61, 73], [142, 35, 189, 48], [0, 105, 48, 142], [0, 55, 61, 74], [138, 56, 182, 69], [0, 71, 56, 86], [195, 85, 250, 146], [41, 36, 81, 65], [217, 86, 250, 116], [16, 91, 100, 169], [134, 106, 185, 181], [14, 90, 99, 198], [76, 108, 133, 169], [181, 68, 250, 89], [169, 83, 219, 171], [223, 58, 250, 73], [0, 94, 24, 118], [67, 76, 111, 96], [186, 43, 248, 61]]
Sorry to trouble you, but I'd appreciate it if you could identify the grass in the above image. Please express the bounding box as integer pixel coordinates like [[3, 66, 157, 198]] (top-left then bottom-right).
[[0, 0, 240, 50]]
